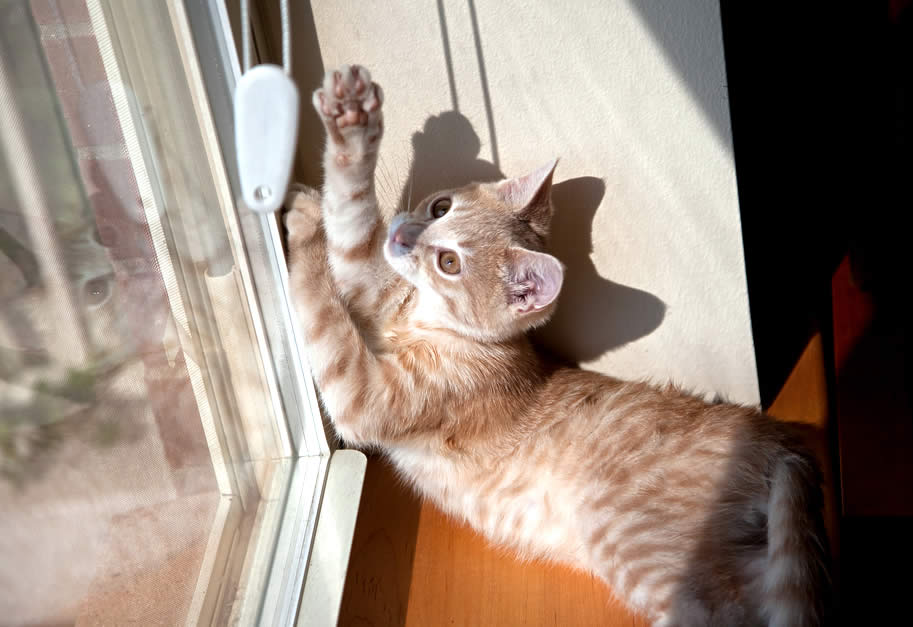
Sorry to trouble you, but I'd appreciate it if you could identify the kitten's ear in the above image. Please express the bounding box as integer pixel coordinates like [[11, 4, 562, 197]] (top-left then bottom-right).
[[506, 247, 564, 315], [497, 159, 558, 233]]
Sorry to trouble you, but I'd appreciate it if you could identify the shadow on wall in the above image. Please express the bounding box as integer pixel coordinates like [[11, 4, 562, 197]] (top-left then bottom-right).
[[628, 0, 734, 152], [397, 111, 666, 363], [396, 111, 503, 212], [539, 178, 666, 363]]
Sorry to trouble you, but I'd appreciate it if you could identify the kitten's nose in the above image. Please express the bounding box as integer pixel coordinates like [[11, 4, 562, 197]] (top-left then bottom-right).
[[389, 220, 424, 255]]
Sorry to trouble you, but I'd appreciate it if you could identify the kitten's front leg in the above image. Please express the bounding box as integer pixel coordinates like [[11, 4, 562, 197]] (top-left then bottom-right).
[[313, 65, 388, 303], [285, 187, 424, 446]]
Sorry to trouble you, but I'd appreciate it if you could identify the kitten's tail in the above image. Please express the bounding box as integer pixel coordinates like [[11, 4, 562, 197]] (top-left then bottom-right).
[[763, 453, 831, 626]]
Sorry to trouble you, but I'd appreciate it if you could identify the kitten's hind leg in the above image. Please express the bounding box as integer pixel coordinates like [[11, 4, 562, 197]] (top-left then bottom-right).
[[313, 65, 388, 303]]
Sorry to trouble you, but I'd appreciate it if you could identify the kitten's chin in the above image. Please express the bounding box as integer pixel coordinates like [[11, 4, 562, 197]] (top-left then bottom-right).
[[382, 242, 417, 283]]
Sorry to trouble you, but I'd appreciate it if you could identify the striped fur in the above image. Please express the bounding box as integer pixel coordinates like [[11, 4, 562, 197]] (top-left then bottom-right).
[[286, 65, 830, 626]]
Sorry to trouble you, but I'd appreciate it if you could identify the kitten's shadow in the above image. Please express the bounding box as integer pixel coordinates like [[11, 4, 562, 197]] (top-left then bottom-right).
[[399, 112, 666, 363], [537, 178, 667, 362], [396, 111, 503, 211]]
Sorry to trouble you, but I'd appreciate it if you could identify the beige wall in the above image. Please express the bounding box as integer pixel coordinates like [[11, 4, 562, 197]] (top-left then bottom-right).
[[265, 0, 759, 405]]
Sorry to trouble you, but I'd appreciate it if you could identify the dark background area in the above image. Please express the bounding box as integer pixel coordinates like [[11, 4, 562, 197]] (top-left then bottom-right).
[[720, 1, 911, 622], [720, 1, 855, 407]]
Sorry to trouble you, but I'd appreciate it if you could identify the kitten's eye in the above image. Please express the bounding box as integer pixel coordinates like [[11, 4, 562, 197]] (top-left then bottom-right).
[[438, 251, 461, 275], [83, 274, 113, 306], [431, 198, 452, 219]]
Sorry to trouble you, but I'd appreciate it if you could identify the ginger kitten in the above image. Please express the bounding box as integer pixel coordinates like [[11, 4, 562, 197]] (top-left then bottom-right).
[[285, 65, 830, 626]]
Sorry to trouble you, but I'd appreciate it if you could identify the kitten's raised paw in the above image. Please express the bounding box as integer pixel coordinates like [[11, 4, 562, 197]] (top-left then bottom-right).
[[284, 183, 322, 244], [312, 65, 383, 146]]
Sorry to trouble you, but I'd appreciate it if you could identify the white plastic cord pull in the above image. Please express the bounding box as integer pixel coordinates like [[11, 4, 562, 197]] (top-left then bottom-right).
[[235, 66, 298, 213], [235, 0, 298, 213]]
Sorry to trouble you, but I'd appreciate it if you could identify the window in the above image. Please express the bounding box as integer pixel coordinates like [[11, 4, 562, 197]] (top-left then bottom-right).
[[0, 1, 359, 624]]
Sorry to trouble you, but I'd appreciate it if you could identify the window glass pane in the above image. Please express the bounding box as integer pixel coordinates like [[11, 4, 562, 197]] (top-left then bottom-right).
[[0, 1, 311, 623]]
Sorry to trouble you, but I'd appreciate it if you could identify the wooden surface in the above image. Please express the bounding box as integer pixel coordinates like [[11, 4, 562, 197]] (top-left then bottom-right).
[[338, 335, 835, 626], [338, 456, 648, 627]]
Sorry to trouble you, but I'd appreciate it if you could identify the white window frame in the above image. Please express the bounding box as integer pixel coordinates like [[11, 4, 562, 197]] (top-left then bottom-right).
[[83, 1, 365, 625]]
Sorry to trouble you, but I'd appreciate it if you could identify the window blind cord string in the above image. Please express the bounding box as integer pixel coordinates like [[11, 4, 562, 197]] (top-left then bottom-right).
[[241, 0, 291, 75]]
